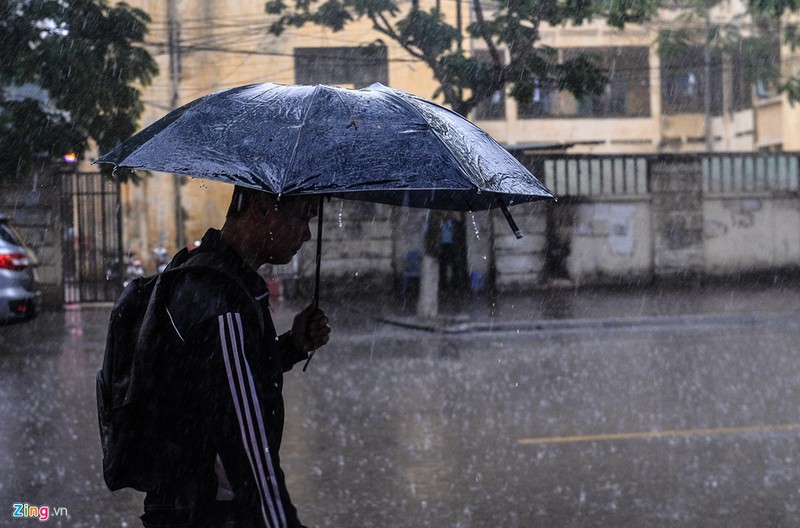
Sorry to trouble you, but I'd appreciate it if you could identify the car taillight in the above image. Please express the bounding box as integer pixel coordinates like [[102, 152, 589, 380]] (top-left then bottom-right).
[[10, 299, 30, 314], [0, 252, 29, 271]]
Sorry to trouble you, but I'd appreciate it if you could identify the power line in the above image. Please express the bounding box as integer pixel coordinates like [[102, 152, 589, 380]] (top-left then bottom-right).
[[144, 37, 798, 78], [145, 40, 422, 64], [147, 21, 397, 50], [139, 11, 797, 74], [141, 0, 788, 34]]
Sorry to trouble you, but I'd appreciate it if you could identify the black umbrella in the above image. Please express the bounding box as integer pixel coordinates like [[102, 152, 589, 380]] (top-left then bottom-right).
[[97, 83, 553, 351], [98, 82, 552, 211]]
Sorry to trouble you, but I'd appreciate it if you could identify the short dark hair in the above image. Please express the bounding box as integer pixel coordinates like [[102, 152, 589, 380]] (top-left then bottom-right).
[[226, 186, 271, 219]]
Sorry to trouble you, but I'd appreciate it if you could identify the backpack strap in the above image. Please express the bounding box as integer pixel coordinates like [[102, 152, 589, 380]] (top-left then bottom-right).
[[126, 253, 267, 404], [171, 249, 265, 333]]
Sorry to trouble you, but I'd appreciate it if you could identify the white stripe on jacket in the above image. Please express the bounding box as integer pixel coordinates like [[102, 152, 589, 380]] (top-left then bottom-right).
[[218, 312, 287, 528]]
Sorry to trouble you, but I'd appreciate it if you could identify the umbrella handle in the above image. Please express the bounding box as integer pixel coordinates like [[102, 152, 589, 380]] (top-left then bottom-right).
[[498, 199, 524, 239], [313, 195, 324, 309], [304, 195, 325, 372]]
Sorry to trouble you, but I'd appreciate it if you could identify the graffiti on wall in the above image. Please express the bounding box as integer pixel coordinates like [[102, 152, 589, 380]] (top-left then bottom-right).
[[705, 198, 762, 239], [575, 203, 636, 255]]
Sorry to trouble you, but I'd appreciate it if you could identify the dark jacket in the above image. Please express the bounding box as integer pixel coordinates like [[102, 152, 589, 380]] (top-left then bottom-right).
[[141, 229, 308, 528]]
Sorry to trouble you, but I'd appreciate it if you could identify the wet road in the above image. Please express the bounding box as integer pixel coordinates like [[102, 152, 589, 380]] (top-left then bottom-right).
[[1, 298, 800, 527]]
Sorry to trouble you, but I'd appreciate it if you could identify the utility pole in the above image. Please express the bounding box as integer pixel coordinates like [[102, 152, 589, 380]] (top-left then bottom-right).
[[703, 6, 713, 152], [167, 0, 186, 249], [456, 0, 462, 50]]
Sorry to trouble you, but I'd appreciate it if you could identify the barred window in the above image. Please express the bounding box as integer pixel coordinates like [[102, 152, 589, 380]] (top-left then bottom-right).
[[294, 46, 388, 87]]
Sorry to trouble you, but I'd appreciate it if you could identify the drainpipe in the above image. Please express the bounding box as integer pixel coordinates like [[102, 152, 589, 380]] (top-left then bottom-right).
[[703, 8, 713, 152], [168, 0, 186, 249]]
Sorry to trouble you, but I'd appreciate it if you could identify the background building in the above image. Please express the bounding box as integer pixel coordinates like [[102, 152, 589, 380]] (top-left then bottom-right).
[[112, 0, 800, 294]]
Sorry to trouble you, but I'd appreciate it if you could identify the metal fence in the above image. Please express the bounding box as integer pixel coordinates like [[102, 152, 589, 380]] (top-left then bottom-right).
[[702, 154, 800, 194], [61, 171, 123, 303], [526, 153, 800, 199], [537, 156, 649, 198]]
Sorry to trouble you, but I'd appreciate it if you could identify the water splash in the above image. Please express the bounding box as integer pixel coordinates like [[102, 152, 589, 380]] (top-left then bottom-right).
[[470, 212, 480, 239]]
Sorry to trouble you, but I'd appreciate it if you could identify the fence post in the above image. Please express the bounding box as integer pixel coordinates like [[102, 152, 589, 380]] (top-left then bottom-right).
[[650, 155, 705, 281]]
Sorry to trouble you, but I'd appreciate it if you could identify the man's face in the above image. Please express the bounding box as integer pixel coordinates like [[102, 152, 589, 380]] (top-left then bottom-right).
[[252, 194, 318, 265]]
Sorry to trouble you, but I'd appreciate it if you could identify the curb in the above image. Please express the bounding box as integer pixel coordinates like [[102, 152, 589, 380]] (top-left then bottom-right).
[[376, 311, 800, 334]]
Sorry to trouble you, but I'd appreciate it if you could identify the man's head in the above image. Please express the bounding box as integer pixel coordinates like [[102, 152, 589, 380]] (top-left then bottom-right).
[[222, 186, 319, 268]]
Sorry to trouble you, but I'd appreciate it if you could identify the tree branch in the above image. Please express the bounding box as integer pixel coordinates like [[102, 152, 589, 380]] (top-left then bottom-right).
[[371, 12, 462, 112], [371, 13, 425, 60], [472, 0, 502, 67]]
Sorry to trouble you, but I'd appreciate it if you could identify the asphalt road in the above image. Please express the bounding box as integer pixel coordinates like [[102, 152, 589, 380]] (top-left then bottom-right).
[[1, 298, 799, 527]]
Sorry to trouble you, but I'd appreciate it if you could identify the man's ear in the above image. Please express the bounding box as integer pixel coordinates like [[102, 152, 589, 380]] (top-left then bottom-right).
[[246, 195, 281, 224]]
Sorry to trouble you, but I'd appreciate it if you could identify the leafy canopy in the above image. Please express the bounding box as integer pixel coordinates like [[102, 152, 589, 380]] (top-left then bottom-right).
[[266, 0, 660, 116], [0, 0, 157, 179], [659, 0, 800, 102]]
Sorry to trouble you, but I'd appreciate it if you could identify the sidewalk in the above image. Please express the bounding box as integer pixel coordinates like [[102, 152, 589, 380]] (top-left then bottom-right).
[[274, 275, 800, 334]]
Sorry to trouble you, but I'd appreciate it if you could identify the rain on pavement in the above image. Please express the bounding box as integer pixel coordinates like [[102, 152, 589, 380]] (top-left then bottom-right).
[[1, 284, 800, 527]]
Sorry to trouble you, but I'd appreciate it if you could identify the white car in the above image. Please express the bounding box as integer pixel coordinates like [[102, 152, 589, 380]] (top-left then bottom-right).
[[0, 214, 39, 323]]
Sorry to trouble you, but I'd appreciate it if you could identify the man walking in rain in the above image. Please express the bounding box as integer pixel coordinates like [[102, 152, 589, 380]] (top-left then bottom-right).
[[141, 186, 330, 528]]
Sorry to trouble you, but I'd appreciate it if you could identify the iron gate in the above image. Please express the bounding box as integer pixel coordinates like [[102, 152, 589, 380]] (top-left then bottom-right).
[[61, 171, 123, 303]]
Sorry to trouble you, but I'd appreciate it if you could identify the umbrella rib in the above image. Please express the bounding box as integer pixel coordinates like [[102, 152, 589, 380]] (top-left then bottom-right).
[[244, 82, 275, 102], [378, 87, 476, 185], [281, 84, 323, 195]]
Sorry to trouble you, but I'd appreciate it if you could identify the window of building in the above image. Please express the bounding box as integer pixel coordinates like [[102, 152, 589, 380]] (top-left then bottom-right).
[[730, 46, 753, 112], [473, 49, 506, 120], [294, 46, 388, 87], [517, 47, 651, 119], [660, 43, 722, 115], [517, 77, 560, 118], [752, 38, 780, 101]]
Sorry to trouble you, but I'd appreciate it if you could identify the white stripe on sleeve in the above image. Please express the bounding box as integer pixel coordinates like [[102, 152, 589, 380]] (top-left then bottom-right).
[[218, 313, 287, 528]]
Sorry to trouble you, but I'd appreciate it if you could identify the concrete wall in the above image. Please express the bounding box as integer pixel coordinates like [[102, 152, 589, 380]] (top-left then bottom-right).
[[704, 195, 800, 274], [0, 166, 64, 308], [493, 203, 548, 289], [314, 202, 394, 280], [567, 199, 652, 284], [560, 191, 800, 285], [556, 155, 800, 286], [650, 157, 705, 278]]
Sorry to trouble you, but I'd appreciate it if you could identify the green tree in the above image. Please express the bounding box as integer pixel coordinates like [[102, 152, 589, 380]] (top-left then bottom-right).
[[658, 0, 800, 150], [751, 0, 800, 100], [0, 0, 158, 179], [660, 0, 800, 102], [265, 0, 660, 117]]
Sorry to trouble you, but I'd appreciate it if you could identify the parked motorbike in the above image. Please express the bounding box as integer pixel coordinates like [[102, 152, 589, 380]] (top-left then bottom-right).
[[152, 246, 170, 273], [123, 255, 145, 288]]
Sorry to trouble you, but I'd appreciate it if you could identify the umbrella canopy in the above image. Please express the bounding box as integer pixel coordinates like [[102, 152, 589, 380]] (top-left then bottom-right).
[[96, 82, 553, 211]]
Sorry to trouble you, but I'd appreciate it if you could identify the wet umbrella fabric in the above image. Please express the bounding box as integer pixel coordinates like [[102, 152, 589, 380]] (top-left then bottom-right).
[[96, 82, 553, 212]]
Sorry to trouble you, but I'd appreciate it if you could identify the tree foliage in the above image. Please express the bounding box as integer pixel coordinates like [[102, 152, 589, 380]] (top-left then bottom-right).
[[660, 0, 800, 103], [266, 0, 660, 116], [0, 0, 157, 180], [759, 0, 800, 101]]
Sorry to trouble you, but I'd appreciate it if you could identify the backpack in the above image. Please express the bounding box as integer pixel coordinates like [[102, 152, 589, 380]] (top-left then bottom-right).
[[96, 250, 264, 492]]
